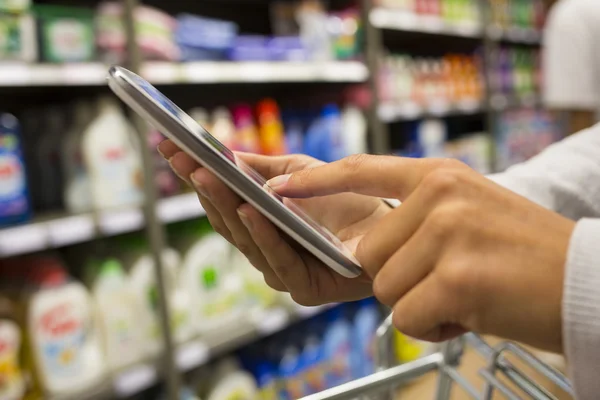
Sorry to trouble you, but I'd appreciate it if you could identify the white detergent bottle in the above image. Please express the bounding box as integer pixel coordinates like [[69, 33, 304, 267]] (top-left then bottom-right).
[[25, 257, 105, 397], [174, 220, 244, 336], [87, 258, 146, 371], [62, 100, 95, 214], [341, 105, 367, 156], [83, 96, 144, 210], [205, 358, 258, 400], [120, 236, 193, 351]]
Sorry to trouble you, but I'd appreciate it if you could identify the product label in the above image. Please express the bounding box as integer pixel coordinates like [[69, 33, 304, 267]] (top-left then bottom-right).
[[100, 298, 140, 367], [48, 20, 91, 61], [0, 320, 25, 400], [0, 152, 27, 218], [35, 301, 87, 378]]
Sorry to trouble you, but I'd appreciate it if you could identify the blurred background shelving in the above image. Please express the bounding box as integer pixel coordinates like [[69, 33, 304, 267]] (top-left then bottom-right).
[[0, 0, 566, 399]]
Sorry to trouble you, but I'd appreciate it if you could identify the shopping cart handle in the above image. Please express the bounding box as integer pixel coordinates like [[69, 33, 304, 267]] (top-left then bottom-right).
[[298, 353, 443, 400]]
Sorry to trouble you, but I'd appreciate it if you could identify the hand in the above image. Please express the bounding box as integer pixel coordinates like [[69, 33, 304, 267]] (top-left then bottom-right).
[[269, 154, 576, 352], [158, 141, 391, 305]]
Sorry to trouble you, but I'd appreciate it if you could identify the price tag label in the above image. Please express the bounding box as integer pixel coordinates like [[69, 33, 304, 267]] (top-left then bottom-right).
[[378, 104, 397, 122], [238, 63, 271, 82], [47, 215, 95, 247], [157, 193, 205, 223], [398, 102, 422, 119], [60, 64, 105, 85], [114, 365, 157, 397], [142, 63, 180, 84], [99, 209, 144, 235], [182, 62, 220, 83], [176, 340, 210, 371], [0, 224, 47, 257], [0, 63, 32, 85], [427, 100, 450, 116], [254, 307, 290, 335]]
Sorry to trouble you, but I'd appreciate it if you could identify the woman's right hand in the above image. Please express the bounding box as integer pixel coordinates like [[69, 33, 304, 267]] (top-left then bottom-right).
[[158, 140, 392, 306]]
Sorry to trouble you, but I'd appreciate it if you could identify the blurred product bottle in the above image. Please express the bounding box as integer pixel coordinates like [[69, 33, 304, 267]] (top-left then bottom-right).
[[205, 359, 258, 400], [352, 298, 380, 379], [23, 257, 105, 397], [231, 248, 278, 311], [35, 107, 65, 212], [418, 119, 447, 158], [322, 307, 353, 388], [33, 5, 95, 63], [85, 258, 146, 371], [296, 0, 332, 61], [147, 128, 179, 198], [232, 105, 261, 154], [0, 295, 26, 400], [278, 343, 308, 399], [257, 99, 287, 156], [249, 361, 278, 400], [62, 101, 94, 214], [0, 12, 37, 62], [341, 105, 367, 155], [119, 235, 192, 350], [322, 104, 346, 162], [83, 97, 144, 210], [210, 107, 236, 150], [300, 325, 326, 395], [189, 107, 211, 132], [0, 113, 30, 227], [0, 0, 30, 13], [96, 2, 179, 63], [282, 112, 305, 155], [173, 220, 243, 335]]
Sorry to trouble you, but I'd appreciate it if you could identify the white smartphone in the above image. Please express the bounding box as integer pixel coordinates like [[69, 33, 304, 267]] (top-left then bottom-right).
[[107, 66, 362, 278]]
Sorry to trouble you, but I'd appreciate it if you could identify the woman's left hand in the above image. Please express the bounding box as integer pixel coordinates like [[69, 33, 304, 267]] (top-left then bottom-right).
[[268, 155, 576, 353]]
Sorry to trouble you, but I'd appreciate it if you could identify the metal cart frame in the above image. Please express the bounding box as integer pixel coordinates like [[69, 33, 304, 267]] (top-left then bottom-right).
[[301, 316, 575, 400]]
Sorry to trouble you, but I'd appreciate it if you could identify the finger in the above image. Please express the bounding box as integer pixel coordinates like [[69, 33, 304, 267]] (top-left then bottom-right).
[[236, 203, 311, 297], [392, 276, 463, 342], [157, 139, 181, 159], [236, 152, 322, 179], [169, 151, 200, 184], [197, 195, 234, 245], [191, 169, 280, 281], [356, 182, 446, 276], [372, 226, 439, 306], [268, 154, 461, 201]]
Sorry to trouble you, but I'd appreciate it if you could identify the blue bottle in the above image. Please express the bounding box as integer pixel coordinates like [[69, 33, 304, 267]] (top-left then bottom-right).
[[352, 297, 382, 379], [322, 306, 353, 388], [319, 104, 345, 163], [0, 113, 31, 227]]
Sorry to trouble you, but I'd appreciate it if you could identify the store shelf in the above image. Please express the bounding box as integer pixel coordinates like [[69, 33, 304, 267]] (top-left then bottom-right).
[[487, 25, 542, 45], [378, 99, 483, 122], [112, 303, 335, 398], [0, 61, 368, 87], [370, 8, 483, 38], [0, 193, 205, 258], [142, 61, 369, 84], [490, 93, 541, 110]]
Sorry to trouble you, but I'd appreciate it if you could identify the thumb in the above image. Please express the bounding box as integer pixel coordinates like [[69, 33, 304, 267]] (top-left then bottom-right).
[[267, 154, 449, 200]]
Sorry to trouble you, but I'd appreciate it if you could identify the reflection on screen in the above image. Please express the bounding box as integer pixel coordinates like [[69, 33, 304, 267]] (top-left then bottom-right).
[[129, 71, 356, 260]]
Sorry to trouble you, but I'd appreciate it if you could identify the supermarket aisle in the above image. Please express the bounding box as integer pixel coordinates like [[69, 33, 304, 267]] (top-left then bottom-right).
[[0, 0, 571, 399]]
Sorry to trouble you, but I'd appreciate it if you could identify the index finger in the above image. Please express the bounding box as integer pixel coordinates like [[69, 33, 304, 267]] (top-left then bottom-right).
[[268, 154, 460, 201]]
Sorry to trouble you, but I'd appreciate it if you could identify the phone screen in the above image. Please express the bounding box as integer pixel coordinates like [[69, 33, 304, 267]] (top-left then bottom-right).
[[129, 73, 352, 255]]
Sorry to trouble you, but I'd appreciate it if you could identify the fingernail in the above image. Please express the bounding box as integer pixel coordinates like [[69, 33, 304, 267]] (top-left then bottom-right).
[[237, 209, 253, 231], [167, 158, 187, 182], [157, 145, 166, 158], [190, 172, 210, 199], [267, 174, 291, 189]]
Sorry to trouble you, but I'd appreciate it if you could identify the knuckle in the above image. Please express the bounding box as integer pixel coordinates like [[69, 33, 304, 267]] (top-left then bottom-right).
[[290, 292, 318, 307], [391, 308, 412, 336], [425, 207, 458, 239], [342, 153, 371, 173], [422, 169, 461, 198], [372, 275, 394, 306], [438, 260, 472, 293]]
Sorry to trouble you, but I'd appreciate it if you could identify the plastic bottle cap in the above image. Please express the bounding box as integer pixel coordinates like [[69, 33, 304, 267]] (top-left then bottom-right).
[[257, 99, 280, 116], [321, 104, 340, 117], [101, 259, 125, 277]]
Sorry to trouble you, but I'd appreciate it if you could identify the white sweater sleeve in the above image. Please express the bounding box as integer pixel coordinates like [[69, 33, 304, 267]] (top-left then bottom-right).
[[488, 124, 600, 220], [487, 124, 600, 400]]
